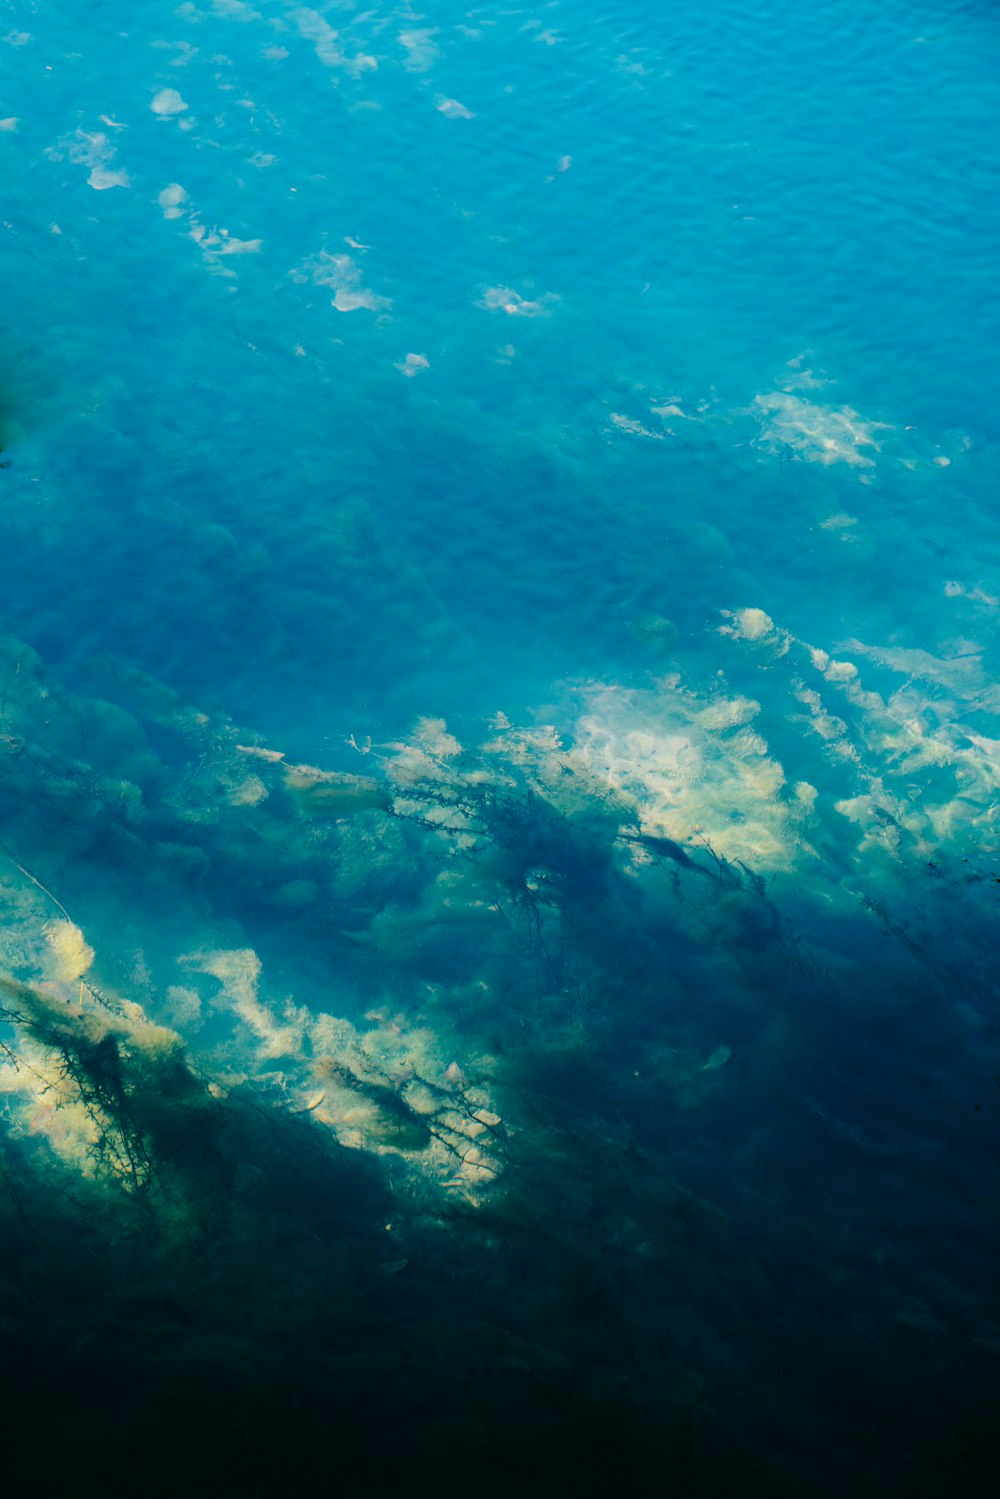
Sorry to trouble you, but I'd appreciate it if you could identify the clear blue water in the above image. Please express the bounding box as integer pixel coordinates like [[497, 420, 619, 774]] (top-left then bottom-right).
[[1, 3, 1000, 1494]]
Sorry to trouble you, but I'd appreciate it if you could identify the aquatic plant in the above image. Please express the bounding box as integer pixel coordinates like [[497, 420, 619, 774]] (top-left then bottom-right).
[[0, 970, 191, 1191], [43, 917, 95, 983], [0, 614, 997, 1498]]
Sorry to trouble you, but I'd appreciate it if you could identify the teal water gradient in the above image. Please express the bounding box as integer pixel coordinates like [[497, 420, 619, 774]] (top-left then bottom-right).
[[1, 4, 1000, 1495]]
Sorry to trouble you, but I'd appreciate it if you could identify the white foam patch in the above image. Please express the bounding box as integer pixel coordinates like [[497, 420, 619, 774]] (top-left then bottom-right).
[[719, 606, 786, 646], [436, 96, 474, 119], [395, 353, 429, 377], [158, 183, 189, 219], [151, 36, 198, 67], [399, 29, 439, 72], [292, 249, 391, 313], [211, 0, 262, 19], [844, 639, 983, 694], [217, 234, 262, 254], [190, 222, 263, 259], [647, 399, 695, 437], [0, 118, 17, 132], [819, 512, 857, 531], [333, 288, 386, 312], [753, 390, 889, 467], [478, 285, 557, 317], [88, 169, 130, 190], [293, 7, 377, 77], [609, 413, 663, 440], [52, 130, 131, 190], [944, 580, 999, 606], [151, 88, 188, 116], [782, 353, 827, 390], [159, 181, 263, 270]]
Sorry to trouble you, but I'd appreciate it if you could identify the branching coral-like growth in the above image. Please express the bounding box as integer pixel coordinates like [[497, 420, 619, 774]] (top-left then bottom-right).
[[0, 972, 196, 1192]]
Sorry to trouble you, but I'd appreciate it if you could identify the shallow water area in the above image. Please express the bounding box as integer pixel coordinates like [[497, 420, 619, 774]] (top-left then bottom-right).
[[1, 3, 1000, 1495]]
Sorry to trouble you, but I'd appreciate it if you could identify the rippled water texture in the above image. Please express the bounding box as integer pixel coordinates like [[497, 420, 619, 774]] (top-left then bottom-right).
[[1, 3, 1000, 1496]]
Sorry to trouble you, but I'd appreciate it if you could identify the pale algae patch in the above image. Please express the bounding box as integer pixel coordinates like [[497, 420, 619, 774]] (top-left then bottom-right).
[[292, 5, 378, 78], [47, 127, 131, 190], [435, 96, 475, 119], [575, 684, 803, 871], [292, 247, 392, 313], [0, 642, 505, 1206], [572, 605, 1000, 879], [478, 285, 558, 317], [150, 88, 188, 117], [179, 941, 502, 1195], [43, 919, 94, 984], [752, 391, 889, 467]]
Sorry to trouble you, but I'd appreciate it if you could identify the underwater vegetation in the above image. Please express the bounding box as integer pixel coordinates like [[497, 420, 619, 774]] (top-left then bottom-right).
[[0, 616, 999, 1496]]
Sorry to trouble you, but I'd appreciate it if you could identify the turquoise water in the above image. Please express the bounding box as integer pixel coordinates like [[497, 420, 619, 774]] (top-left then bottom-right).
[[2, 3, 1000, 1494]]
